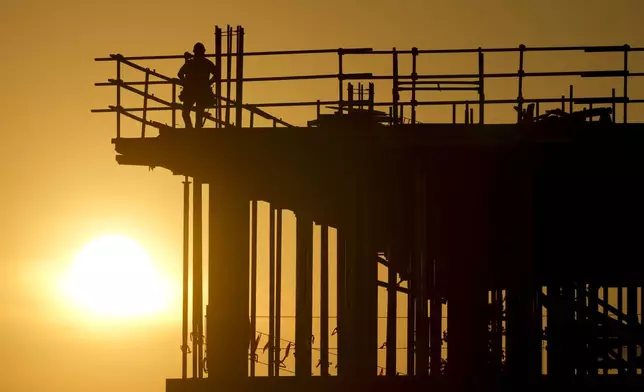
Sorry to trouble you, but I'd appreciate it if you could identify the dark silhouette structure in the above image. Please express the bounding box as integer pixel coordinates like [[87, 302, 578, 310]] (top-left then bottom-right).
[[93, 25, 644, 392]]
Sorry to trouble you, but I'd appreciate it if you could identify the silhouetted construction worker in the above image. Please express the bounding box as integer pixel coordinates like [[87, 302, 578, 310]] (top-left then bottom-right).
[[177, 42, 217, 128]]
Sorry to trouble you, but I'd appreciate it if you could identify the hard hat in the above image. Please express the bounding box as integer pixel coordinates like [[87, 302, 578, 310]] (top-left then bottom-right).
[[193, 42, 206, 54]]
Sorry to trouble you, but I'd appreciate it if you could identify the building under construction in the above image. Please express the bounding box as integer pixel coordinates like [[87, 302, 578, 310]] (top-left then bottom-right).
[[93, 25, 644, 391]]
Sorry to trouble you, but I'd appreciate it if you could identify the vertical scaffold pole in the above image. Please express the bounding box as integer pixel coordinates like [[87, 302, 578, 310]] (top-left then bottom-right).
[[320, 224, 329, 376], [517, 45, 525, 123], [414, 173, 428, 376], [274, 210, 283, 376], [338, 49, 344, 112], [295, 216, 313, 376], [215, 27, 222, 128], [235, 26, 244, 128], [612, 88, 617, 123], [392, 48, 399, 124], [172, 82, 177, 128], [116, 57, 121, 138], [627, 286, 637, 375], [618, 286, 624, 375], [250, 200, 258, 376], [411, 47, 418, 124], [623, 45, 629, 123], [141, 70, 150, 137], [182, 176, 191, 379], [268, 207, 276, 376], [478, 49, 485, 124], [385, 248, 397, 375], [336, 231, 346, 375], [193, 179, 203, 378], [225, 25, 233, 127]]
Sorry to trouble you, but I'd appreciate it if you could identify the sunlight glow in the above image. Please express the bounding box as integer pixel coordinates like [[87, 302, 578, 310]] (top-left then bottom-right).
[[60, 234, 172, 320]]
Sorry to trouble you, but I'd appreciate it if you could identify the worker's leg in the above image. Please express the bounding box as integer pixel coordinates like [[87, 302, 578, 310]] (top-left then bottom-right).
[[195, 102, 205, 129], [182, 96, 195, 128]]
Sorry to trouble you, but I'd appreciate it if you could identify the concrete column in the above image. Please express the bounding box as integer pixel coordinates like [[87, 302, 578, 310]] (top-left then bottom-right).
[[207, 185, 250, 380]]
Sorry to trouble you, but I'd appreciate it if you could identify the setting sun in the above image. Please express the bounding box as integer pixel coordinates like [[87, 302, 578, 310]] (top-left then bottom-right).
[[60, 234, 172, 319]]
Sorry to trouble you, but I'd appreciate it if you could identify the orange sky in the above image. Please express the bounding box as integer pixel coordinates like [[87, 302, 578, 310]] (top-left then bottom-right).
[[1, 1, 644, 391]]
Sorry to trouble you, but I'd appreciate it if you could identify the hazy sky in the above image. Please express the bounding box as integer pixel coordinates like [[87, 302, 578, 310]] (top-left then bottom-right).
[[1, 1, 643, 391]]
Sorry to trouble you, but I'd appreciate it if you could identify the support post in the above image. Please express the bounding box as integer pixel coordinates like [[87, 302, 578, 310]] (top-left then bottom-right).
[[336, 231, 347, 375], [193, 180, 203, 378], [627, 286, 637, 375], [602, 286, 609, 375], [295, 216, 313, 376], [386, 248, 397, 375], [618, 286, 624, 376], [320, 225, 330, 376], [414, 173, 429, 377], [274, 210, 283, 376], [250, 200, 258, 376], [268, 207, 276, 376], [407, 274, 415, 376], [182, 177, 191, 379], [207, 183, 250, 379]]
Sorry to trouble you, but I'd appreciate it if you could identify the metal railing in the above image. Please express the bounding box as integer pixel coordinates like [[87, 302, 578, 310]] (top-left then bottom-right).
[[92, 25, 644, 139]]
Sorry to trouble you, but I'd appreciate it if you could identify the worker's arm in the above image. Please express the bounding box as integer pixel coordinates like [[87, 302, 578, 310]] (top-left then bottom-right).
[[177, 63, 188, 82], [208, 61, 218, 84]]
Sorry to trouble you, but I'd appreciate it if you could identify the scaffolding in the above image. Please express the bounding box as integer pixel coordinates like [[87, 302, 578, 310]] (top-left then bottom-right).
[[93, 25, 644, 392]]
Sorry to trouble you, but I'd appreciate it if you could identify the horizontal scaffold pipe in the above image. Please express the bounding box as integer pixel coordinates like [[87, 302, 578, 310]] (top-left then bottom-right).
[[94, 45, 643, 62], [216, 95, 632, 108], [95, 70, 641, 88], [94, 48, 374, 61], [93, 96, 638, 113]]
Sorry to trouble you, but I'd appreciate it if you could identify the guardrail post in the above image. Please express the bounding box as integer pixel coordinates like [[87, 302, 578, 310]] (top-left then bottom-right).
[[226, 25, 233, 127], [411, 47, 418, 124], [116, 57, 121, 138], [172, 82, 177, 128], [235, 26, 244, 128], [612, 88, 617, 123], [141, 69, 150, 137], [338, 48, 344, 112], [623, 44, 630, 123], [478, 48, 485, 124], [215, 26, 223, 128], [392, 48, 399, 124], [517, 44, 526, 123]]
